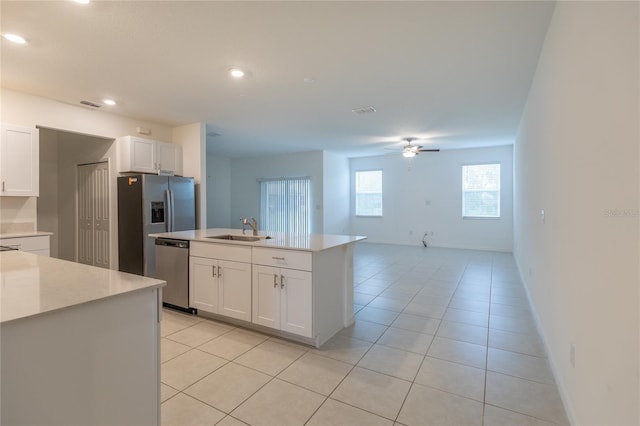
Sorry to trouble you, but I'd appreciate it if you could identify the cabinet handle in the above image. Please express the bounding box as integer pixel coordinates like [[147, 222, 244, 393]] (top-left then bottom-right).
[[272, 256, 285, 261], [2, 181, 4, 192], [273, 274, 278, 288], [280, 274, 285, 289], [212, 265, 216, 277], [218, 266, 222, 277]]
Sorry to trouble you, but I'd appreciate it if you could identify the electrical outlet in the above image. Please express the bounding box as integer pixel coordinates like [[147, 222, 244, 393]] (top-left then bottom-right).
[[541, 209, 545, 224], [570, 344, 575, 367]]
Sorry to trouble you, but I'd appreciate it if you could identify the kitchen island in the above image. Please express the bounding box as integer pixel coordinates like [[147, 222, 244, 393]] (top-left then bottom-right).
[[0, 251, 165, 426], [151, 228, 366, 347]]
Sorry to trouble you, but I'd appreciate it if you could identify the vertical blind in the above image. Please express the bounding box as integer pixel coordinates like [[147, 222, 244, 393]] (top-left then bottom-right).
[[462, 164, 501, 218], [260, 177, 311, 234]]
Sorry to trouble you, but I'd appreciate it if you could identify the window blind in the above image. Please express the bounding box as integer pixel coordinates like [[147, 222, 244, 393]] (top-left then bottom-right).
[[260, 177, 311, 233], [462, 164, 501, 218]]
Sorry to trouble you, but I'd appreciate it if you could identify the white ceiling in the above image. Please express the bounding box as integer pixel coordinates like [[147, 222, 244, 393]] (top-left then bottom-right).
[[1, 1, 555, 158]]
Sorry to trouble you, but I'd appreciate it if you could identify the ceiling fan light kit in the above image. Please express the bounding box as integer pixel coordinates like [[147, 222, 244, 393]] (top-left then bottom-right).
[[388, 137, 441, 157]]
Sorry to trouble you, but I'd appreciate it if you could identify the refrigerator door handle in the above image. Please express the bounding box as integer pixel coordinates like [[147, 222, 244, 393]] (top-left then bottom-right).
[[165, 189, 173, 232], [169, 189, 176, 232]]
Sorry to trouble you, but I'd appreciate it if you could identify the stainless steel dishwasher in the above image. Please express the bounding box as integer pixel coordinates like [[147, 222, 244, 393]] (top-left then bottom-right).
[[155, 238, 193, 312]]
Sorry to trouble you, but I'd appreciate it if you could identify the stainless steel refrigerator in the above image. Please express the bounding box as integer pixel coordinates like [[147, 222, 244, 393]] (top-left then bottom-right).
[[117, 174, 195, 278]]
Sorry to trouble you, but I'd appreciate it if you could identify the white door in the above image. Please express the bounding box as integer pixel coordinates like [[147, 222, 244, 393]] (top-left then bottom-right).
[[76, 162, 110, 268], [281, 269, 313, 337], [218, 260, 252, 321], [189, 256, 219, 313], [252, 265, 281, 329]]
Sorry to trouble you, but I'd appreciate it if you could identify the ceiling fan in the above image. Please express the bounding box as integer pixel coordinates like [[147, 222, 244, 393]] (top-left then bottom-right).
[[386, 137, 440, 158]]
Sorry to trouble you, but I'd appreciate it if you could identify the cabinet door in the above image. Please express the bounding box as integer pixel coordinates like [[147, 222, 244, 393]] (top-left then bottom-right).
[[156, 142, 177, 174], [218, 260, 252, 321], [0, 124, 39, 196], [129, 137, 157, 173], [281, 269, 313, 337], [252, 265, 281, 329], [189, 256, 218, 313]]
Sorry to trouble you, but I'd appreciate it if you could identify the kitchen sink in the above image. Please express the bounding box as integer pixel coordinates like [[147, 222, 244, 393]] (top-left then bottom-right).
[[205, 234, 271, 242]]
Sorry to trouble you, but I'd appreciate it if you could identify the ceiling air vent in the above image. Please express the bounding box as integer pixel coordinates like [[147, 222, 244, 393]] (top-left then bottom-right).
[[80, 100, 101, 108], [351, 106, 376, 115]]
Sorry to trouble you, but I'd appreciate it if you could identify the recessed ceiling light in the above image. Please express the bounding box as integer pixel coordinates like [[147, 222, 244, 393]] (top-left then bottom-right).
[[229, 68, 245, 78], [303, 77, 315, 84], [2, 33, 27, 44], [103, 99, 116, 106], [72, 0, 91, 4]]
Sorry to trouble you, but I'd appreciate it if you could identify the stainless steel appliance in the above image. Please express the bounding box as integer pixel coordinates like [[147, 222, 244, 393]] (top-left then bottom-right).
[[155, 238, 191, 311], [117, 174, 195, 279]]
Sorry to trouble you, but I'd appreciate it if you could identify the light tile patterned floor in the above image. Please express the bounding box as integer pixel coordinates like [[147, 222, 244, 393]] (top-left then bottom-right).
[[161, 244, 569, 426]]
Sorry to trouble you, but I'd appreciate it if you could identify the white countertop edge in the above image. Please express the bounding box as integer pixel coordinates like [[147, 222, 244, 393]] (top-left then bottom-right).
[[0, 251, 165, 324], [149, 228, 367, 252], [0, 231, 54, 239]]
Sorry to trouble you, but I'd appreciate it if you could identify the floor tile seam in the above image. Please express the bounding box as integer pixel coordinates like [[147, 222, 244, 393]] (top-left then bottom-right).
[[488, 325, 540, 336], [484, 366, 557, 387], [215, 414, 249, 426], [431, 332, 488, 349], [482, 401, 567, 425], [487, 345, 550, 360], [410, 379, 486, 404], [486, 345, 548, 359], [325, 396, 402, 423], [355, 355, 425, 383], [376, 338, 431, 356], [233, 343, 308, 377]]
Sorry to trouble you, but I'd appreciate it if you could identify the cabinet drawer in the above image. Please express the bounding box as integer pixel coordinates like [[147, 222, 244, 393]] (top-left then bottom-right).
[[190, 241, 251, 263], [252, 247, 312, 271], [0, 236, 49, 252]]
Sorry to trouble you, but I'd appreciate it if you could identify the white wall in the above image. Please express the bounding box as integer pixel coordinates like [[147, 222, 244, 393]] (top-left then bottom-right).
[[206, 155, 231, 228], [173, 123, 206, 229], [322, 151, 350, 234], [229, 151, 324, 233], [350, 146, 513, 250], [37, 129, 60, 257], [513, 2, 639, 424]]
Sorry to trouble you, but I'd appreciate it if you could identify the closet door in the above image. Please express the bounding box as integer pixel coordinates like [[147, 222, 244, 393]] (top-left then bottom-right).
[[77, 162, 110, 268]]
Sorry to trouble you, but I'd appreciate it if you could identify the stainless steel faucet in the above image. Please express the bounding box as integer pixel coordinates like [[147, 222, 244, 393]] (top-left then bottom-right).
[[240, 217, 258, 236]]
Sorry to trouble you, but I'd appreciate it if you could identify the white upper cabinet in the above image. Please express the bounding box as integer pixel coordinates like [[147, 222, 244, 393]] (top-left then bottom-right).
[[156, 141, 183, 176], [0, 124, 39, 197], [118, 136, 183, 175]]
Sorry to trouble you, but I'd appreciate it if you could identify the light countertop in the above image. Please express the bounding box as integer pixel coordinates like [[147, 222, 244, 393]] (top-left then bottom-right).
[[149, 228, 366, 252], [0, 251, 165, 324], [0, 231, 54, 239]]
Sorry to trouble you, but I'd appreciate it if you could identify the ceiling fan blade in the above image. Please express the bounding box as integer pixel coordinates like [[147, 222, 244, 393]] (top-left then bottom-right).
[[418, 149, 440, 152]]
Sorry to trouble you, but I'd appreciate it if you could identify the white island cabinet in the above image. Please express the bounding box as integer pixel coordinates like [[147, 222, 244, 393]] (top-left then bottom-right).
[[0, 251, 165, 426], [252, 247, 313, 338], [189, 241, 252, 321], [150, 228, 366, 347]]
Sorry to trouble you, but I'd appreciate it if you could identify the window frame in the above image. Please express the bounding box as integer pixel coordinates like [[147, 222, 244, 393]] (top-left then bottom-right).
[[354, 169, 383, 217], [461, 163, 501, 219]]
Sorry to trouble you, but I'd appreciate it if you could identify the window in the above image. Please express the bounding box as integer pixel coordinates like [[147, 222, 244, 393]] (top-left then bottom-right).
[[462, 164, 500, 218], [260, 177, 311, 233], [355, 170, 383, 216]]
